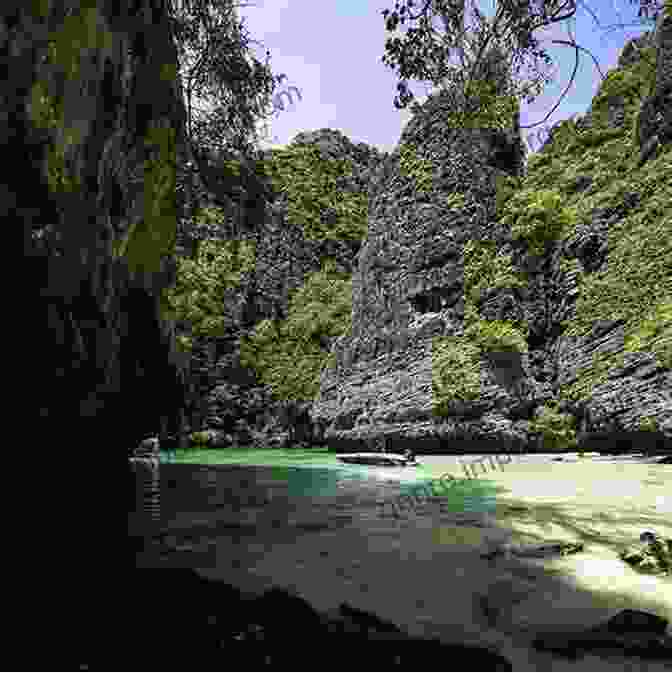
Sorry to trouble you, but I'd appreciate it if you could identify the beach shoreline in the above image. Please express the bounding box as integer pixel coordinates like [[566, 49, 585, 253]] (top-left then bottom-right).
[[194, 453, 671, 670]]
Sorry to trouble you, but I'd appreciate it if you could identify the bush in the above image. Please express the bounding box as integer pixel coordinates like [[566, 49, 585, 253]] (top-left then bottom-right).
[[529, 403, 578, 450]]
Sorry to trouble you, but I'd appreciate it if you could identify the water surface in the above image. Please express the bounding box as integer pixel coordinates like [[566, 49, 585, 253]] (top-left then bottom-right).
[[130, 448, 505, 567]]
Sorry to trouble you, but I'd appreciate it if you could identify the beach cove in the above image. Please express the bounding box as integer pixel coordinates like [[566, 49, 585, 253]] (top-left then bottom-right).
[[132, 451, 671, 670]]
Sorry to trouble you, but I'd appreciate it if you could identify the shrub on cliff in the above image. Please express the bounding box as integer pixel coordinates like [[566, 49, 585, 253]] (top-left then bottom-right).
[[528, 402, 578, 450], [161, 204, 255, 351], [499, 188, 578, 256], [258, 143, 368, 241], [239, 261, 351, 401]]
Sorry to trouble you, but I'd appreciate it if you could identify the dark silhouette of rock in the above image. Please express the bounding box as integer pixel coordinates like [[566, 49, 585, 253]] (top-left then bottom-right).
[[533, 609, 672, 660], [112, 569, 513, 671]]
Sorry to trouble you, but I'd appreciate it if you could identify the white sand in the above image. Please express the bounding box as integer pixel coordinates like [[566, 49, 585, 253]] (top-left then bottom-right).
[[196, 454, 671, 670]]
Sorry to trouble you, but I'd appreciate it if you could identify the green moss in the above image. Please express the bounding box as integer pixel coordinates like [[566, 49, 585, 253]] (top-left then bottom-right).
[[189, 431, 213, 447], [29, 80, 82, 192], [465, 318, 529, 354], [398, 142, 434, 197], [28, 3, 115, 195], [113, 121, 180, 274], [495, 173, 523, 219]]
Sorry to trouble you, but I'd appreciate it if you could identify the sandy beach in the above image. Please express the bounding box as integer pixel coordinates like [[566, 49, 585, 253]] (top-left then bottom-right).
[[187, 453, 672, 670]]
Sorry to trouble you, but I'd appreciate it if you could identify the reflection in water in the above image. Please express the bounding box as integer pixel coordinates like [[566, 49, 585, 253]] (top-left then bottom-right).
[[131, 459, 162, 527], [130, 460, 510, 569], [131, 462, 500, 532]]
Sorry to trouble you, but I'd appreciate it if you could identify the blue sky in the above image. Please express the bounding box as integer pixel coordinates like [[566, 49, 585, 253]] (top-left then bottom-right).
[[191, 0, 661, 166]]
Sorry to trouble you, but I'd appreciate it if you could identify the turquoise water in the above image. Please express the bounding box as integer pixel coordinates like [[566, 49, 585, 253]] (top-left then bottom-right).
[[153, 447, 502, 513]]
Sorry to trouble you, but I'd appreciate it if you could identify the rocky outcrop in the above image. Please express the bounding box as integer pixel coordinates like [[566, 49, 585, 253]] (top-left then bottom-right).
[[186, 129, 387, 447], [310, 49, 542, 453], [16, 0, 193, 455], [310, 20, 671, 453], [533, 609, 672, 660], [7, 0, 194, 658]]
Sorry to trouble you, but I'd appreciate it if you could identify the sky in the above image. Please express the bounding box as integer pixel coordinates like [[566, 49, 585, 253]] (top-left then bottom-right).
[[185, 0, 662, 167]]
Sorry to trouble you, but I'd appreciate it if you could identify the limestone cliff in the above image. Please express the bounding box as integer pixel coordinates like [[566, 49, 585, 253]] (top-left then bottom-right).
[[7, 0, 193, 656], [308, 17, 671, 453], [14, 0, 193, 453], [177, 129, 388, 448]]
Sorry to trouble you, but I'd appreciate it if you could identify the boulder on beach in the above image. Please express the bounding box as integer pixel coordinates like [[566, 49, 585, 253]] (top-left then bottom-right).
[[533, 609, 672, 660], [619, 531, 672, 576]]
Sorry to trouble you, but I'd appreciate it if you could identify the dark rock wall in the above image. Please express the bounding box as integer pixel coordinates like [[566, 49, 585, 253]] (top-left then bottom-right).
[[16, 0, 190, 453], [6, 0, 191, 659]]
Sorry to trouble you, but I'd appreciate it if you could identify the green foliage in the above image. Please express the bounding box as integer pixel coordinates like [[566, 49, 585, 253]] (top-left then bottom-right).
[[44, 3, 113, 80], [638, 415, 660, 433], [432, 336, 483, 414], [463, 239, 527, 305], [624, 301, 672, 370], [443, 79, 519, 133], [239, 262, 352, 402], [29, 80, 82, 193], [495, 173, 523, 219], [169, 0, 278, 159], [559, 256, 582, 276], [380, 0, 554, 118], [162, 205, 256, 350], [465, 318, 529, 354], [258, 144, 368, 240], [499, 188, 578, 256], [189, 431, 213, 447], [398, 142, 436, 195], [528, 403, 578, 450]]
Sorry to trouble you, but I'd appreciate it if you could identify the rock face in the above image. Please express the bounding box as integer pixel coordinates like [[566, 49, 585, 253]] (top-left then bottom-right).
[[16, 0, 192, 455], [310, 49, 539, 452], [309, 20, 672, 453], [186, 129, 387, 447], [7, 0, 194, 657]]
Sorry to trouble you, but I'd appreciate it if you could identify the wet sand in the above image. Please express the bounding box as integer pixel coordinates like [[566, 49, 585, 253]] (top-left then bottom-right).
[[194, 453, 671, 671]]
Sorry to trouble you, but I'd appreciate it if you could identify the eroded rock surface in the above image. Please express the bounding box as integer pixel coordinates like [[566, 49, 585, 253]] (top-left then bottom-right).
[[309, 20, 672, 454]]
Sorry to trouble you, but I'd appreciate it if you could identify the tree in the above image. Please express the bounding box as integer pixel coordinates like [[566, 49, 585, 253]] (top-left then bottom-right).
[[380, 0, 659, 137], [167, 0, 282, 159], [166, 0, 286, 258]]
